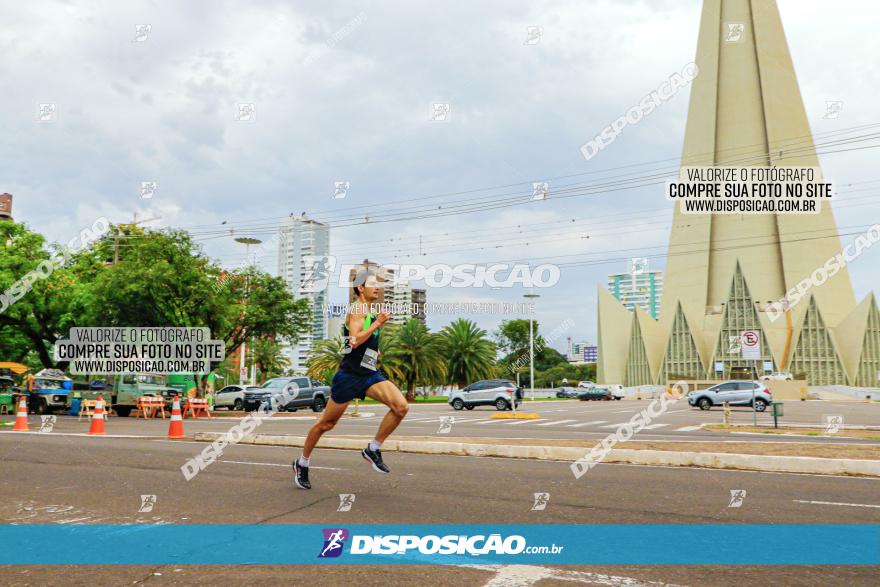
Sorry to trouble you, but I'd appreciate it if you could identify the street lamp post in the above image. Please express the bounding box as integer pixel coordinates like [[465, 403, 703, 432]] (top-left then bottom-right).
[[235, 237, 262, 385], [523, 292, 541, 405]]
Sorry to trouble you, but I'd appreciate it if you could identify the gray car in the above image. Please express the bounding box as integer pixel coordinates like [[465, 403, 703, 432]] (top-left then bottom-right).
[[448, 379, 523, 411], [687, 380, 773, 411], [243, 376, 330, 413]]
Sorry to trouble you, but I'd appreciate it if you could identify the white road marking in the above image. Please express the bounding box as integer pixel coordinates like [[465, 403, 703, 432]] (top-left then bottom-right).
[[599, 423, 624, 429], [475, 419, 504, 425], [675, 425, 703, 432], [536, 419, 577, 426], [506, 419, 539, 425], [642, 424, 668, 430], [219, 460, 343, 471], [567, 421, 605, 428], [793, 499, 880, 509], [460, 564, 688, 587]]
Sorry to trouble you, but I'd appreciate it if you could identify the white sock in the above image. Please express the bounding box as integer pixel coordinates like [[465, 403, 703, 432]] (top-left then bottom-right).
[[298, 455, 310, 467], [369, 439, 381, 451]]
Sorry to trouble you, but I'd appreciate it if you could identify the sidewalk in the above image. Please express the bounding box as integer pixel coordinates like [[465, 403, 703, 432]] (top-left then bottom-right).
[[192, 432, 880, 477]]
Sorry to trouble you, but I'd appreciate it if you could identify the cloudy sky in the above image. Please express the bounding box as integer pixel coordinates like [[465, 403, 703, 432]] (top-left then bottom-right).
[[2, 0, 879, 352]]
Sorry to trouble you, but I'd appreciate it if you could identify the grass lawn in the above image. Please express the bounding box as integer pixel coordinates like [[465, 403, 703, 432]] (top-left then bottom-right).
[[361, 396, 581, 404], [362, 396, 449, 404]]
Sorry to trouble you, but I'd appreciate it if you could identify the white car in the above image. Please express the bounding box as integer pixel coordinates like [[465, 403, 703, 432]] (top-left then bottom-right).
[[759, 371, 793, 381], [605, 384, 625, 399], [577, 381, 595, 389], [214, 384, 260, 410]]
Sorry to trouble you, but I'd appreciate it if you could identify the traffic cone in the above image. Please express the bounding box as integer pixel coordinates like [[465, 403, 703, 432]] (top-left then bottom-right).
[[167, 397, 185, 439], [88, 395, 106, 435], [12, 396, 29, 432]]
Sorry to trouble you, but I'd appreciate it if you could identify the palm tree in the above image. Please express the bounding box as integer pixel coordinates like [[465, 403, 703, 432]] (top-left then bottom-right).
[[377, 323, 406, 387], [306, 337, 346, 383], [439, 319, 497, 387], [381, 319, 446, 400], [248, 337, 291, 383]]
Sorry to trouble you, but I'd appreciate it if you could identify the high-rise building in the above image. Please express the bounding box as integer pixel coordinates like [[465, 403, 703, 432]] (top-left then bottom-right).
[[0, 193, 13, 221], [388, 279, 413, 325], [411, 288, 427, 325], [277, 215, 330, 370], [607, 270, 663, 319], [597, 0, 878, 387]]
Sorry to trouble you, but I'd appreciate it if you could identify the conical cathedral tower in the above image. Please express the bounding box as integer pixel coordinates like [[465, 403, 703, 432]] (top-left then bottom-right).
[[598, 0, 879, 386]]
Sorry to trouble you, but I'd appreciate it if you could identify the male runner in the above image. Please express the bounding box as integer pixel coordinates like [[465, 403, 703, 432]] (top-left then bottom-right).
[[293, 268, 409, 490]]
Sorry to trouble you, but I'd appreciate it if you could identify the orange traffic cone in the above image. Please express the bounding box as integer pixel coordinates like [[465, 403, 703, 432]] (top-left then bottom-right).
[[167, 397, 185, 439], [12, 396, 29, 432], [88, 395, 106, 435]]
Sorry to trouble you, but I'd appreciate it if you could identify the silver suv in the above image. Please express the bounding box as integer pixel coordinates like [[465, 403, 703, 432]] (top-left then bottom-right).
[[687, 380, 772, 411], [214, 385, 260, 411], [448, 379, 523, 411]]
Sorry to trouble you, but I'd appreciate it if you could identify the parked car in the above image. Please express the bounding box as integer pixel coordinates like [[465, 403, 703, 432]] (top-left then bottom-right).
[[605, 384, 625, 400], [243, 376, 330, 413], [448, 379, 523, 411], [578, 387, 613, 401], [760, 371, 793, 381], [577, 381, 595, 389], [555, 387, 579, 398], [687, 381, 772, 411], [214, 385, 261, 411]]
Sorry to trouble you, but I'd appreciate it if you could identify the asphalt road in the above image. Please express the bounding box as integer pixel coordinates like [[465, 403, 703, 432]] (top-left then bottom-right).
[[2, 430, 878, 586], [7, 399, 876, 445]]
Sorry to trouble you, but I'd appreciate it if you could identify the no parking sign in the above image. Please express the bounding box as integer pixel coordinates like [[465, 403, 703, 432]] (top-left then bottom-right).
[[741, 330, 761, 360]]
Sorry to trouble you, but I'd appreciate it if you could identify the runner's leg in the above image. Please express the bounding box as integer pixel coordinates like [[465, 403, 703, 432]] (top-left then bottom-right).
[[365, 380, 409, 443], [302, 398, 348, 459]]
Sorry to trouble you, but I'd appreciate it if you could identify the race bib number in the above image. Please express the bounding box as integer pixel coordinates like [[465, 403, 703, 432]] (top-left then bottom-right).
[[360, 347, 378, 371]]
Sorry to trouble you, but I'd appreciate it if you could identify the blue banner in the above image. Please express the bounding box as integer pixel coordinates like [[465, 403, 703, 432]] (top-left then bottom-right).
[[1, 524, 877, 565]]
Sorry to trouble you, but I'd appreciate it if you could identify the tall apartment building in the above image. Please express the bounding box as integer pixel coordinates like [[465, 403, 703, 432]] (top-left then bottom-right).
[[277, 215, 330, 370], [607, 270, 663, 320], [411, 288, 426, 325]]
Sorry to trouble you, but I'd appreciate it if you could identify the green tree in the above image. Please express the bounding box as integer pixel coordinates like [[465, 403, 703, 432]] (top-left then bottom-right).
[[0, 220, 100, 368], [495, 319, 551, 374], [381, 319, 446, 400], [80, 227, 312, 393], [439, 319, 497, 387]]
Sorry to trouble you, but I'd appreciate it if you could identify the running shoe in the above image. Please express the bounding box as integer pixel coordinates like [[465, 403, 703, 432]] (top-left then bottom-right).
[[293, 460, 311, 489], [362, 446, 390, 473]]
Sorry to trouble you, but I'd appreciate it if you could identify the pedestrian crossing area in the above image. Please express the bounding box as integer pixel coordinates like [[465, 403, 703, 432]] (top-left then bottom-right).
[[397, 415, 702, 432]]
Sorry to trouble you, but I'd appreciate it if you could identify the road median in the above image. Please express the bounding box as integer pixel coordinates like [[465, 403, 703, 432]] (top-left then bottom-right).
[[192, 432, 880, 477]]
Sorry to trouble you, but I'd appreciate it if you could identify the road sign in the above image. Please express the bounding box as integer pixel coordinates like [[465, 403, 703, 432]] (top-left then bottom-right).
[[763, 360, 773, 372], [741, 330, 761, 360], [714, 361, 724, 373]]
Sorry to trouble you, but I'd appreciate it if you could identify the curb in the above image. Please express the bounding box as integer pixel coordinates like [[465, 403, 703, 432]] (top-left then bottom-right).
[[191, 432, 880, 477]]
